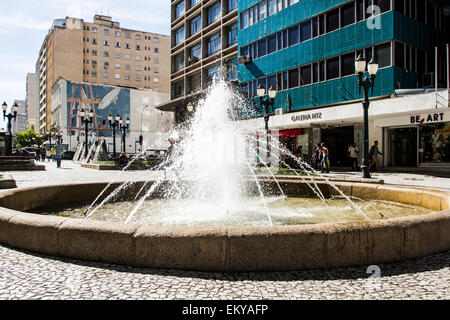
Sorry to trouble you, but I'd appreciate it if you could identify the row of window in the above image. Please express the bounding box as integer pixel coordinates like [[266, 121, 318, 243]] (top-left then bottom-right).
[[84, 25, 159, 42], [85, 60, 159, 72], [174, 0, 237, 21], [240, 0, 390, 61], [241, 42, 392, 97], [394, 0, 448, 32], [85, 37, 161, 53], [84, 50, 159, 63], [240, 0, 301, 29], [86, 71, 160, 82]]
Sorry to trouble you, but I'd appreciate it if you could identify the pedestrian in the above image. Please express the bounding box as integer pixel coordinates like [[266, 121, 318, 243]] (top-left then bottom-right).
[[46, 148, 52, 162], [313, 143, 322, 171], [320, 142, 330, 173], [348, 143, 359, 171], [51, 147, 56, 162], [369, 141, 383, 171], [54, 142, 64, 168], [40, 148, 46, 162]]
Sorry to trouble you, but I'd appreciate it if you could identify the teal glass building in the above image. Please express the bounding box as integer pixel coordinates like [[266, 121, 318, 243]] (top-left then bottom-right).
[[237, 0, 449, 168]]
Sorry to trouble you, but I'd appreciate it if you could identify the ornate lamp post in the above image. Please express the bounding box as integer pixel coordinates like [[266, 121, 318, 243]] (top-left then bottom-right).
[[2, 102, 19, 156], [119, 117, 130, 154], [355, 54, 379, 179], [108, 113, 121, 160], [80, 109, 94, 158], [256, 85, 277, 167]]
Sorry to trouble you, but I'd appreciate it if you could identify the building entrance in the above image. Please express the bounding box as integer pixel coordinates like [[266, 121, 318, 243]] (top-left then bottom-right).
[[388, 127, 418, 167], [321, 126, 354, 167]]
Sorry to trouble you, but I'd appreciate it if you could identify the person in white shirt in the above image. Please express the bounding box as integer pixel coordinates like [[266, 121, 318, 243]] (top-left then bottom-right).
[[348, 143, 359, 171]]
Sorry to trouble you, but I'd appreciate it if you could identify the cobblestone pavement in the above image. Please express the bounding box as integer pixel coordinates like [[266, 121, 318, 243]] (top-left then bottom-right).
[[0, 244, 448, 300], [0, 161, 449, 300]]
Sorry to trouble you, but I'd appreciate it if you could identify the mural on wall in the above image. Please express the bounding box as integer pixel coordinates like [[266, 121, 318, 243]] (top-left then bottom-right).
[[67, 82, 130, 137]]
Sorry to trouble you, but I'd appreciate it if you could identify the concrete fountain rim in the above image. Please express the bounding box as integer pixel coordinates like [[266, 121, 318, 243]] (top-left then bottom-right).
[[0, 180, 449, 272]]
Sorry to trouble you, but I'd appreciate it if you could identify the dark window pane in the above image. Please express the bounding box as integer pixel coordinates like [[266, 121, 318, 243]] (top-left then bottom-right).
[[288, 25, 299, 46], [417, 49, 425, 74], [300, 65, 312, 85], [319, 61, 325, 81], [427, 3, 435, 27], [326, 57, 340, 79], [312, 17, 318, 37], [326, 8, 339, 33], [365, 47, 373, 66], [394, 0, 404, 15], [374, 0, 390, 13], [258, 77, 267, 91], [288, 68, 299, 88], [319, 14, 325, 35], [253, 43, 258, 58], [313, 63, 319, 83], [282, 30, 288, 48], [341, 52, 355, 76], [375, 42, 391, 68], [268, 34, 277, 54], [341, 2, 355, 27], [356, 0, 364, 21], [277, 73, 282, 91], [277, 32, 282, 51], [395, 41, 405, 69], [417, 0, 425, 23], [241, 82, 249, 97], [410, 0, 416, 19], [426, 50, 434, 73], [268, 75, 277, 89], [258, 39, 267, 57], [300, 20, 312, 42], [406, 45, 411, 71], [240, 45, 249, 56], [411, 47, 416, 72]]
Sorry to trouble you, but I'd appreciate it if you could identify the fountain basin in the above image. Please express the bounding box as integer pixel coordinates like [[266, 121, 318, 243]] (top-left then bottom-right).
[[0, 180, 449, 272]]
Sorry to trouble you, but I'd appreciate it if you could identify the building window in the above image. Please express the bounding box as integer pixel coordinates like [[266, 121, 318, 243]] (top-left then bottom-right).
[[92, 71, 97, 77], [207, 33, 221, 56], [258, 38, 267, 57], [125, 43, 131, 49], [104, 29, 110, 35], [300, 20, 312, 42], [154, 68, 159, 73], [175, 1, 185, 19], [395, 41, 405, 69], [125, 32, 131, 39], [288, 25, 299, 46], [125, 74, 130, 80], [207, 65, 221, 81], [191, 0, 200, 8], [92, 50, 97, 56], [341, 52, 355, 76], [115, 31, 121, 37], [288, 68, 299, 88], [174, 52, 185, 72], [125, 64, 131, 70], [115, 53, 121, 59], [356, 0, 364, 21], [375, 42, 391, 68], [326, 57, 340, 79], [374, 0, 390, 13], [115, 63, 121, 69], [136, 45, 141, 50], [125, 54, 131, 60], [267, 34, 277, 54], [92, 27, 97, 33], [154, 77, 159, 83], [208, 2, 222, 25], [136, 55, 141, 61], [104, 72, 109, 78], [115, 42, 121, 48], [154, 48, 159, 53], [341, 2, 355, 27], [300, 65, 312, 85], [227, 23, 238, 47], [104, 40, 109, 46], [326, 8, 340, 33], [190, 43, 201, 59], [115, 74, 121, 79], [268, 0, 276, 16], [136, 65, 141, 71], [136, 75, 141, 81], [241, 10, 249, 29], [136, 34, 142, 40], [175, 26, 185, 45], [227, 58, 238, 80], [190, 15, 201, 36]]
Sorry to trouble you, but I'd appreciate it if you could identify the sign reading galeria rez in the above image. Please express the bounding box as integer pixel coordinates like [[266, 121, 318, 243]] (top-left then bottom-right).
[[291, 112, 323, 123]]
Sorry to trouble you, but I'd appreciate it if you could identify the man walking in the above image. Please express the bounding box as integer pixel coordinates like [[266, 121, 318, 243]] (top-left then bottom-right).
[[369, 141, 383, 171], [54, 142, 64, 168], [348, 143, 359, 171], [320, 142, 330, 174]]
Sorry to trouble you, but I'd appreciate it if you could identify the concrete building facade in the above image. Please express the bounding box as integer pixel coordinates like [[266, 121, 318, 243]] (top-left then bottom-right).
[[157, 0, 239, 123], [26, 73, 40, 132], [36, 15, 170, 135], [11, 100, 27, 135]]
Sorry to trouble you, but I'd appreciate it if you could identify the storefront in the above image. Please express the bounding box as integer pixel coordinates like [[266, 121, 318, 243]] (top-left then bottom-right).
[[376, 110, 450, 167]]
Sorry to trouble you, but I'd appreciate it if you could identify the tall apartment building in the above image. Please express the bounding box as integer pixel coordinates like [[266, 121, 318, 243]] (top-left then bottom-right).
[[11, 100, 27, 135], [36, 15, 170, 134], [238, 0, 449, 169], [157, 0, 239, 123], [26, 73, 39, 132]]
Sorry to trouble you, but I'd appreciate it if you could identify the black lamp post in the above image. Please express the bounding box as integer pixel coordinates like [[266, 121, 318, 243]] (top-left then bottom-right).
[[80, 109, 94, 158], [108, 113, 121, 160], [355, 54, 379, 179], [2, 102, 19, 156], [256, 85, 277, 167], [119, 117, 130, 154]]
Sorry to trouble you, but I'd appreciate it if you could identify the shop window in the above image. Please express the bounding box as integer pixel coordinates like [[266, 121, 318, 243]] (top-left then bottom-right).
[[419, 123, 450, 165], [300, 65, 312, 85], [341, 52, 355, 76], [288, 68, 299, 88], [267, 34, 277, 54], [326, 8, 340, 33], [341, 2, 355, 27], [300, 20, 311, 42], [326, 57, 340, 80], [395, 41, 405, 69], [288, 25, 299, 46]]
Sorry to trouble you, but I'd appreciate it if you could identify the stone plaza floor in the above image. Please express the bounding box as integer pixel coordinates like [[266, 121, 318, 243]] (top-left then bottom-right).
[[0, 160, 449, 300]]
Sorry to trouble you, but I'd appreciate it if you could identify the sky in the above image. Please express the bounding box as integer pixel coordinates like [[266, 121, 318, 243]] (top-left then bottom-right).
[[0, 0, 171, 129]]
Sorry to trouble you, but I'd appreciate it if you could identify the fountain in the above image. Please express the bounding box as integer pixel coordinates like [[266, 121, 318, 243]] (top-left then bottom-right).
[[0, 79, 449, 271]]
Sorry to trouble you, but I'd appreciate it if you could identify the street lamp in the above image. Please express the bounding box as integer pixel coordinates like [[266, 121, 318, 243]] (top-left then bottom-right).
[[108, 113, 121, 161], [2, 102, 19, 156], [355, 54, 379, 179], [80, 108, 94, 158], [119, 117, 130, 154], [257, 85, 277, 167]]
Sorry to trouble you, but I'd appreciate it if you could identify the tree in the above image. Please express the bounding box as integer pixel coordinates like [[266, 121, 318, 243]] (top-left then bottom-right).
[[14, 130, 44, 148]]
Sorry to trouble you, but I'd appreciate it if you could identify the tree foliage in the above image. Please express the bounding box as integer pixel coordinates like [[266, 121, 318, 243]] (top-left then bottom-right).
[[14, 130, 44, 148]]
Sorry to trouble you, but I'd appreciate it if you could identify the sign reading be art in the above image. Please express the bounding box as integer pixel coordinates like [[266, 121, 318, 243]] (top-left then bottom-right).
[[410, 113, 445, 124]]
